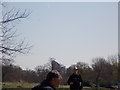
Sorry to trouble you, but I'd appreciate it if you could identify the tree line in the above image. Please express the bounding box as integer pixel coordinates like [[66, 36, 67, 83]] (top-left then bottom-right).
[[2, 55, 120, 88]]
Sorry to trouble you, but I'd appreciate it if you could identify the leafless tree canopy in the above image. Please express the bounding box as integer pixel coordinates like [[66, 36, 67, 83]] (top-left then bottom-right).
[[0, 3, 32, 65]]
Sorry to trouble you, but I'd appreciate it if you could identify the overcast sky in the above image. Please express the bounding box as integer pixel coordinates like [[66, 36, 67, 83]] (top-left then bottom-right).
[[5, 2, 118, 70]]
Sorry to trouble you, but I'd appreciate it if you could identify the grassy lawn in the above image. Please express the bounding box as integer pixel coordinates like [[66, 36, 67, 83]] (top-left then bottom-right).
[[2, 82, 115, 90], [2, 82, 38, 88]]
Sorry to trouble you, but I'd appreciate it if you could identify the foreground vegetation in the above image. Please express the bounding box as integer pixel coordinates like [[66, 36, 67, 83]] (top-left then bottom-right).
[[2, 82, 115, 90]]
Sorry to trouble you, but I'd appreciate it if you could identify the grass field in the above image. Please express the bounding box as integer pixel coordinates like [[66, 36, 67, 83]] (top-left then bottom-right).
[[1, 82, 115, 90], [2, 82, 38, 88]]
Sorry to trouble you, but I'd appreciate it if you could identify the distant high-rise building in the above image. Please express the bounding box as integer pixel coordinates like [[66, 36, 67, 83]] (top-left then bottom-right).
[[51, 60, 66, 74]]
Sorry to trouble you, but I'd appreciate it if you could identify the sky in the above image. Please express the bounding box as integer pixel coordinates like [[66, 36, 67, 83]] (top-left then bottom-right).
[[4, 2, 118, 70]]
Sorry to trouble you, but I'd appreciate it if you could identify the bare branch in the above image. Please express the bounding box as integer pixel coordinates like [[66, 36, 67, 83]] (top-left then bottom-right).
[[0, 3, 32, 65], [1, 8, 30, 24]]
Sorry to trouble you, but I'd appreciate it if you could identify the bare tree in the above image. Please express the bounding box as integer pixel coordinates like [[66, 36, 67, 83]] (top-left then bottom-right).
[[76, 62, 92, 83], [35, 64, 50, 83], [91, 57, 115, 87], [108, 55, 118, 81], [118, 54, 120, 89], [92, 57, 107, 87], [0, 3, 32, 65]]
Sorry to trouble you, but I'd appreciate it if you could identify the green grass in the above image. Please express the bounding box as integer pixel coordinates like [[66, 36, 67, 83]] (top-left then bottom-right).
[[2, 82, 38, 88], [59, 85, 69, 88], [2, 82, 115, 90]]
